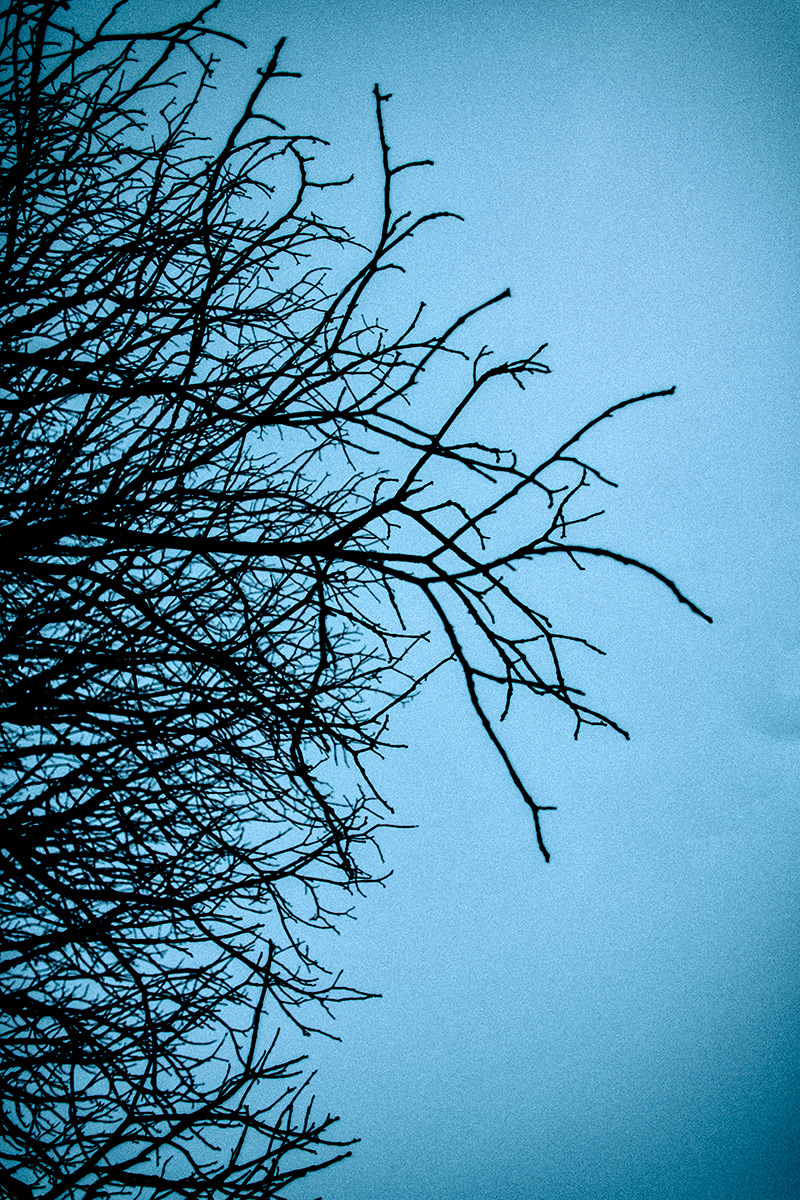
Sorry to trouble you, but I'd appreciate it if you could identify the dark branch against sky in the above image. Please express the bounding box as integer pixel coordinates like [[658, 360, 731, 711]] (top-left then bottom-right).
[[3, 1, 798, 1197]]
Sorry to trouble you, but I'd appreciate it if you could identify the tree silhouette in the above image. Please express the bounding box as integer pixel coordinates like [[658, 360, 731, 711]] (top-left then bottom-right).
[[0, 1, 711, 1196]]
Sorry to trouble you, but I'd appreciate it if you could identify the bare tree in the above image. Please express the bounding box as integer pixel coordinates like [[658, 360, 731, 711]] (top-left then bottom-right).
[[0, 1, 711, 1196]]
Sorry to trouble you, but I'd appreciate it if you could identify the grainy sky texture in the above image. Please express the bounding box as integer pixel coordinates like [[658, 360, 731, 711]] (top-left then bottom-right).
[[79, 0, 799, 1195]]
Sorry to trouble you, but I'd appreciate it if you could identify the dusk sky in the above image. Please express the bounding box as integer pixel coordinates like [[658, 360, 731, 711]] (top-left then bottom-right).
[[79, 0, 799, 1195]]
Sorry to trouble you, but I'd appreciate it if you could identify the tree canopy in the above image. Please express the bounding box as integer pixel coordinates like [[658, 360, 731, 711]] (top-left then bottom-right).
[[0, 2, 710, 1196]]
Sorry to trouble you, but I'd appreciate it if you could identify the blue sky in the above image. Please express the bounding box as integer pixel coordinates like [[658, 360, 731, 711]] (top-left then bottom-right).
[[255, 4, 797, 1198], [225, 2, 800, 1196], [78, 0, 800, 1194]]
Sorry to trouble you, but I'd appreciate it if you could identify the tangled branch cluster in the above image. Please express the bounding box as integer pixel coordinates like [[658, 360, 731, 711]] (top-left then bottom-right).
[[0, 2, 710, 1196]]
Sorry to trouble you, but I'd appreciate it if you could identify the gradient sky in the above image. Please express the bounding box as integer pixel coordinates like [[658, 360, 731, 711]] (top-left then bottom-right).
[[77, 0, 800, 1195]]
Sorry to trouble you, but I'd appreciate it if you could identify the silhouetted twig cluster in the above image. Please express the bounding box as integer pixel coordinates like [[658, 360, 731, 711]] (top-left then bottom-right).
[[0, 2, 710, 1196]]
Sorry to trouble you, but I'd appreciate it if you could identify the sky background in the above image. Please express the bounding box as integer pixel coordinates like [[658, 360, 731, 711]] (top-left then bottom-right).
[[81, 0, 799, 1195]]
